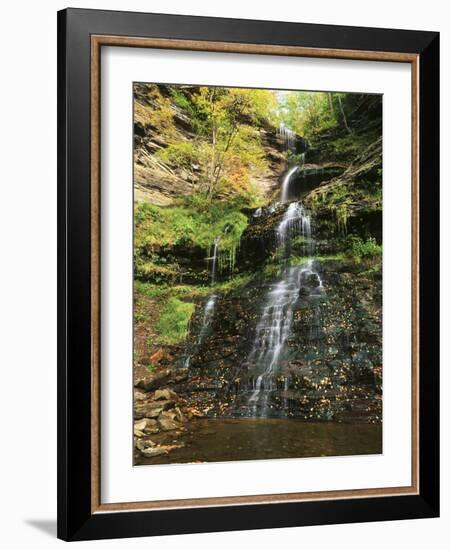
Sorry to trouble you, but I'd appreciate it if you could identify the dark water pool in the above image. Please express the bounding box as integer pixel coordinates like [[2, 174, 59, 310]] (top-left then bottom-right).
[[135, 418, 382, 466]]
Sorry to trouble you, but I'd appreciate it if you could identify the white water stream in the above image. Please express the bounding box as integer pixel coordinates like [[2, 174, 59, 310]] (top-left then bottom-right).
[[245, 179, 323, 415]]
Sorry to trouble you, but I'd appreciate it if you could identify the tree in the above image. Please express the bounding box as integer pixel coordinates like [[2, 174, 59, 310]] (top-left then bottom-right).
[[191, 87, 271, 199], [280, 91, 357, 139], [336, 93, 353, 135]]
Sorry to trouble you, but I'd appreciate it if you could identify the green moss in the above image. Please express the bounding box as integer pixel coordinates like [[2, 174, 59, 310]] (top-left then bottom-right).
[[358, 262, 382, 277], [134, 258, 180, 283], [134, 199, 248, 280], [155, 297, 195, 344], [215, 273, 254, 291], [287, 253, 345, 266], [135, 281, 211, 302]]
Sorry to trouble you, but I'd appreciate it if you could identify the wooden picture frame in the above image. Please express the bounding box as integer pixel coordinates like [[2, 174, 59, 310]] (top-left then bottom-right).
[[57, 7, 439, 541]]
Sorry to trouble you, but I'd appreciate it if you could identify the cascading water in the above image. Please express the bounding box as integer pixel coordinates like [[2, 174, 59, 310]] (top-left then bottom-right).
[[243, 201, 323, 416], [277, 202, 311, 253], [210, 237, 220, 284], [279, 123, 297, 152], [183, 237, 221, 369], [280, 166, 299, 204]]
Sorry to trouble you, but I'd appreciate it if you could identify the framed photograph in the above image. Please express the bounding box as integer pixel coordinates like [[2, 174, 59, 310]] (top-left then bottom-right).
[[57, 8, 439, 541]]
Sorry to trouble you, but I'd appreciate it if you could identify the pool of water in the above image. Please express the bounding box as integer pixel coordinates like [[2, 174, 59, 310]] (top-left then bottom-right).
[[135, 417, 382, 466]]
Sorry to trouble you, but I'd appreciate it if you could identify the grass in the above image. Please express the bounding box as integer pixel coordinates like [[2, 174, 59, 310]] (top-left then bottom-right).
[[134, 198, 249, 282], [155, 297, 195, 345], [283, 254, 345, 268], [135, 198, 248, 253], [135, 272, 254, 303]]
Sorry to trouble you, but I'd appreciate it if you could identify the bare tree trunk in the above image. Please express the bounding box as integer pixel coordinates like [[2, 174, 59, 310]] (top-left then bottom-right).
[[208, 121, 216, 197], [337, 95, 353, 135], [328, 93, 334, 116]]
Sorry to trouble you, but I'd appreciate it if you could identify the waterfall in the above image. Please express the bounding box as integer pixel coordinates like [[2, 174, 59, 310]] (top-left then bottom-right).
[[210, 237, 220, 284], [279, 123, 297, 152], [244, 201, 323, 416], [183, 237, 221, 369], [197, 294, 217, 342], [280, 166, 299, 203], [253, 207, 262, 218], [277, 202, 311, 256]]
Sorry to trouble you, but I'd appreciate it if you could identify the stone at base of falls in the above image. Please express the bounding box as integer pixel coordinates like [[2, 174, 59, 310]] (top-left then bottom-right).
[[154, 388, 178, 401], [305, 273, 321, 288], [159, 409, 185, 431], [135, 367, 189, 390], [134, 390, 148, 401], [136, 437, 185, 458], [134, 400, 175, 419], [140, 446, 169, 458], [135, 369, 171, 391], [159, 418, 181, 432], [135, 437, 173, 458], [134, 418, 160, 437]]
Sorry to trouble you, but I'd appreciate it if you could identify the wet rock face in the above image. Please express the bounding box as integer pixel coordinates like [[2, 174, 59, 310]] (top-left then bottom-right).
[[186, 281, 263, 377], [236, 204, 292, 269], [285, 165, 344, 202], [183, 259, 382, 423], [304, 137, 383, 249]]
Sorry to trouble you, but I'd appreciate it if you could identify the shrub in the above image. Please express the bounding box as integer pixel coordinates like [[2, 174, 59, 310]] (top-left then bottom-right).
[[347, 237, 382, 260], [155, 141, 203, 168]]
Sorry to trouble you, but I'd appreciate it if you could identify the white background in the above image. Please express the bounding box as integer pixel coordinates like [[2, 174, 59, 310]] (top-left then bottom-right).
[[0, 0, 448, 548], [102, 48, 412, 503]]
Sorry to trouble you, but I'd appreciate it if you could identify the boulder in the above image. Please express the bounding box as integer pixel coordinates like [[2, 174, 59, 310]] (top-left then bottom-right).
[[154, 388, 178, 401], [134, 403, 165, 420], [134, 418, 159, 436], [173, 406, 186, 423], [150, 348, 165, 364], [159, 418, 181, 431], [135, 369, 171, 391], [134, 438, 147, 451], [158, 410, 182, 431], [172, 370, 189, 383], [140, 446, 168, 458], [134, 390, 147, 401]]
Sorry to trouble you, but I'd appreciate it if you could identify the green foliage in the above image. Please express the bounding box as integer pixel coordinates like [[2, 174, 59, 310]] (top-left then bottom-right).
[[280, 92, 337, 139], [169, 87, 195, 113], [134, 199, 248, 280], [279, 91, 366, 142], [308, 182, 353, 232], [346, 237, 382, 260], [134, 259, 180, 284], [182, 87, 271, 198], [134, 84, 176, 136], [134, 309, 149, 323], [155, 141, 204, 168], [288, 253, 345, 265], [135, 84, 280, 203], [155, 297, 195, 344], [328, 134, 373, 160], [358, 263, 382, 278], [215, 273, 254, 291], [135, 275, 253, 305], [135, 199, 248, 250]]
